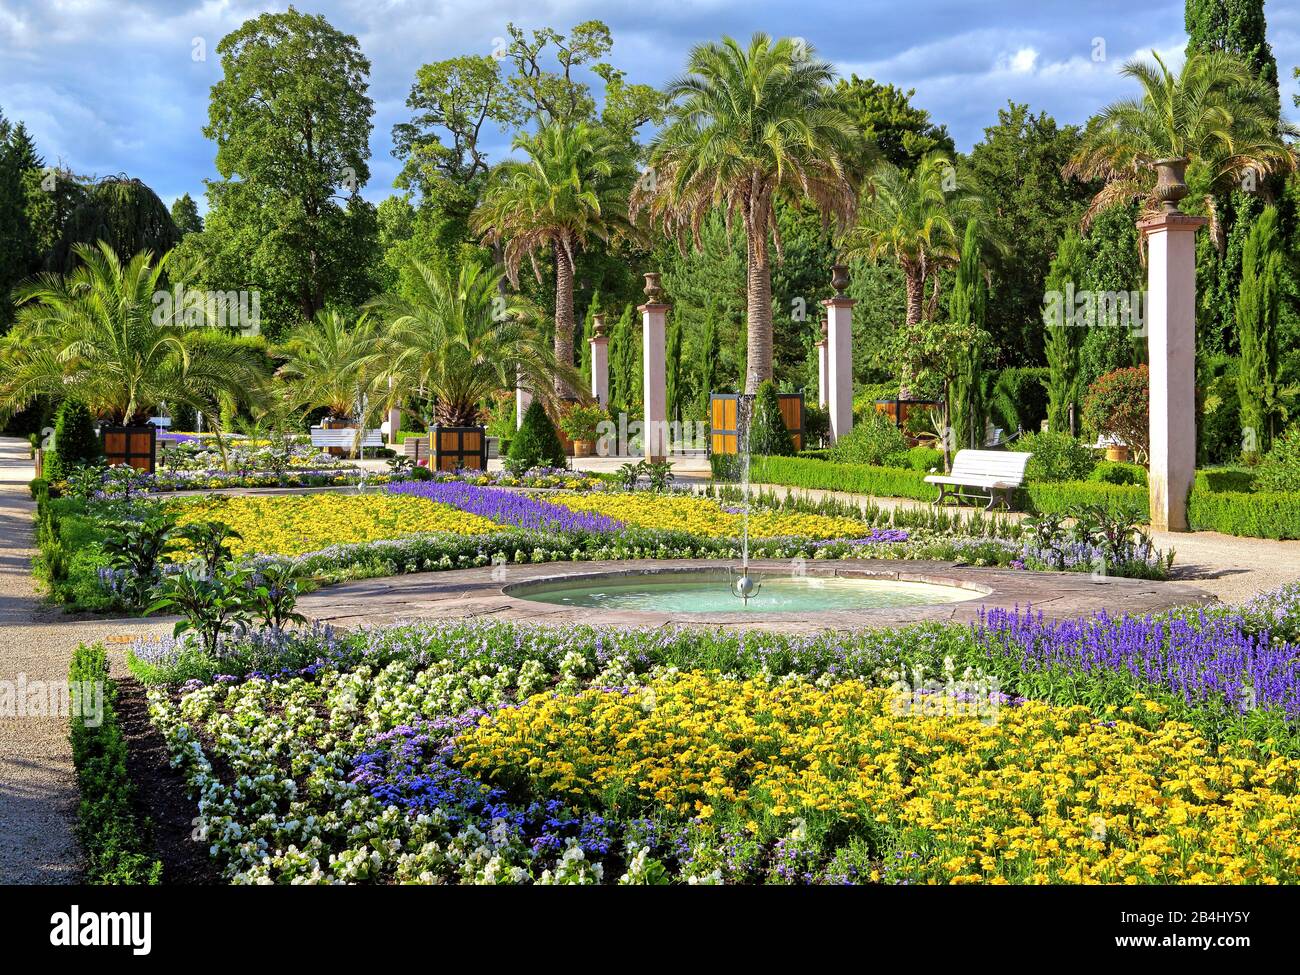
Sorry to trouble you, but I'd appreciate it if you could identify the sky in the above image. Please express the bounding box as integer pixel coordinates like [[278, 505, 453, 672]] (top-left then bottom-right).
[[1, 0, 1298, 212]]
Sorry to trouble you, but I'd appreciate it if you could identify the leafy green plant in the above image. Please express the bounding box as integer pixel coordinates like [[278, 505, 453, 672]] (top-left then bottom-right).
[[558, 403, 608, 442], [644, 461, 675, 492], [617, 461, 646, 490], [149, 567, 252, 655], [245, 562, 307, 631], [102, 508, 179, 605]]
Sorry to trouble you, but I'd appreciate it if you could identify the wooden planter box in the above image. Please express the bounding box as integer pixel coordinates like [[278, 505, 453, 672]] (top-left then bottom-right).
[[101, 425, 157, 473], [432, 425, 487, 472], [874, 397, 942, 446], [709, 392, 804, 455], [401, 436, 431, 465]]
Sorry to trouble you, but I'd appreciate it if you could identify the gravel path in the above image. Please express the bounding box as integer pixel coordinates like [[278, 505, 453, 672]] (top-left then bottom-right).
[[0, 437, 170, 883]]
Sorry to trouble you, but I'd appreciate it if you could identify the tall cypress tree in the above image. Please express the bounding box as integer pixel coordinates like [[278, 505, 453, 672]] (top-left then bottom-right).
[[1043, 229, 1088, 433], [696, 302, 718, 418], [1236, 205, 1281, 461], [666, 312, 683, 423], [948, 221, 988, 451]]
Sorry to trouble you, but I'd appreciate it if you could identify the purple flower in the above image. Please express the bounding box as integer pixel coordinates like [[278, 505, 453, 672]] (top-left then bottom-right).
[[386, 480, 622, 534]]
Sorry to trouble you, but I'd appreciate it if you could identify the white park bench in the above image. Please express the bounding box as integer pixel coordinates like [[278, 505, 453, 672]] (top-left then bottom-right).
[[309, 426, 384, 453], [924, 449, 1032, 511]]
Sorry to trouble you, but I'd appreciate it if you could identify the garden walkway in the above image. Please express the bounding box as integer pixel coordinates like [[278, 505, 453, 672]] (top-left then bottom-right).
[[0, 436, 169, 883]]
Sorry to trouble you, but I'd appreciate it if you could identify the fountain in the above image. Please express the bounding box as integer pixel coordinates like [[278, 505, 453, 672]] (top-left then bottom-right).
[[728, 377, 762, 605]]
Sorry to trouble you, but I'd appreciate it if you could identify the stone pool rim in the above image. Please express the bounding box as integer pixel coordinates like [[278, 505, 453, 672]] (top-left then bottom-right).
[[294, 558, 1219, 634], [502, 564, 992, 614]]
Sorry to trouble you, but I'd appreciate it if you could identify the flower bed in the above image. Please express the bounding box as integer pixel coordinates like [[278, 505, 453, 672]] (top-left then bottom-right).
[[138, 591, 1300, 884], [174, 493, 500, 557], [547, 491, 870, 539]]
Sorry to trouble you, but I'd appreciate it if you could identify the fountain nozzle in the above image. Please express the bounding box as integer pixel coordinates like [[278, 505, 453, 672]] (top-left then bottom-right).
[[728, 568, 762, 605]]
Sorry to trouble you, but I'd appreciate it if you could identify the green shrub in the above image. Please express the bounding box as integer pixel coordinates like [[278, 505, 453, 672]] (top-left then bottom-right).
[[1188, 490, 1300, 540], [1089, 461, 1147, 486], [507, 400, 566, 470], [827, 409, 907, 466], [904, 446, 944, 471], [29, 477, 50, 500], [750, 456, 932, 501], [1253, 424, 1300, 492], [1195, 468, 1256, 493], [1022, 482, 1148, 519], [68, 644, 162, 884], [1017, 431, 1097, 483], [747, 382, 795, 456], [46, 399, 101, 482]]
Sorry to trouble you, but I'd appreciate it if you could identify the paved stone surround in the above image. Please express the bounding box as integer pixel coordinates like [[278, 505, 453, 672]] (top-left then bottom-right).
[[295, 558, 1216, 634]]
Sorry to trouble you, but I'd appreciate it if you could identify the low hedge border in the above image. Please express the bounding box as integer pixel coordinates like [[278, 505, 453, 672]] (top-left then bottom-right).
[[746, 456, 1300, 540], [69, 644, 162, 883]]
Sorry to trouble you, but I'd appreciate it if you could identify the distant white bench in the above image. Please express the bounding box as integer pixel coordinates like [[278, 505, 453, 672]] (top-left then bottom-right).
[[924, 449, 1032, 511], [309, 426, 383, 452]]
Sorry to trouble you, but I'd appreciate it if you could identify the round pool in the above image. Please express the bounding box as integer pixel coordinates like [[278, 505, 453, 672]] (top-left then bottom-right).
[[509, 571, 982, 614]]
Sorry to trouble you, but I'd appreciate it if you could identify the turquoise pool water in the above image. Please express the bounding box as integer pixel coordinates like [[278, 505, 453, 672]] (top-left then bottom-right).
[[513, 573, 980, 613]]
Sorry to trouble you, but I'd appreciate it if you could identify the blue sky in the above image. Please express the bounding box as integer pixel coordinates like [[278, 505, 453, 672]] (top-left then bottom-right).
[[2, 0, 1297, 212]]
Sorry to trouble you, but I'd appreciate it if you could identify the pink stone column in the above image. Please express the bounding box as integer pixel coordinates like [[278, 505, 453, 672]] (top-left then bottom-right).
[[590, 313, 609, 407], [640, 273, 669, 463], [816, 322, 828, 409], [821, 266, 854, 444], [1139, 210, 1206, 532]]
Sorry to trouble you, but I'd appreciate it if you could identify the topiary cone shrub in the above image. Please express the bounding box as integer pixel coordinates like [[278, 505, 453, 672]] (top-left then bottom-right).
[[747, 381, 795, 457], [45, 399, 101, 481], [1083, 365, 1149, 464], [507, 400, 566, 471]]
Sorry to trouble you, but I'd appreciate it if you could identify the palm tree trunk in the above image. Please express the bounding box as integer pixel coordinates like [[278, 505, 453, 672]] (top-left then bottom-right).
[[553, 244, 576, 397], [744, 219, 773, 394], [904, 263, 924, 327]]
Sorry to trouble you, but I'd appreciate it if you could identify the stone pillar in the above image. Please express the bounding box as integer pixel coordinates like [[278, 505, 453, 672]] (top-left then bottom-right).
[[816, 321, 828, 409], [590, 313, 609, 407], [1139, 159, 1206, 533], [387, 407, 401, 442], [821, 264, 854, 444], [640, 273, 669, 463]]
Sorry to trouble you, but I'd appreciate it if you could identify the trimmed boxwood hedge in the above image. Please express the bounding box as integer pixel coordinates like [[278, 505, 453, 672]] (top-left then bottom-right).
[[746, 455, 1300, 539]]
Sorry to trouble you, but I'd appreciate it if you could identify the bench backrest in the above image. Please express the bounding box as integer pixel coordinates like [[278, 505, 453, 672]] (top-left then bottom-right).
[[310, 427, 383, 447], [949, 449, 1032, 483]]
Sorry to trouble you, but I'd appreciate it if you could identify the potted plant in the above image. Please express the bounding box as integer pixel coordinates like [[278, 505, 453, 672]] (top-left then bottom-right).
[[559, 403, 607, 458]]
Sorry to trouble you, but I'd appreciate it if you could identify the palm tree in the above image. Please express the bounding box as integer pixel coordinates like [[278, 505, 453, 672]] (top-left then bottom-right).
[[840, 154, 982, 328], [373, 259, 582, 427], [276, 309, 385, 424], [632, 33, 858, 393], [0, 242, 266, 425], [1065, 50, 1296, 241], [472, 122, 634, 396]]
